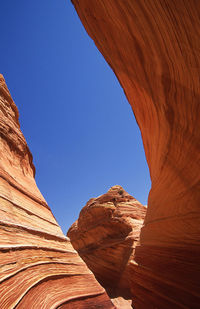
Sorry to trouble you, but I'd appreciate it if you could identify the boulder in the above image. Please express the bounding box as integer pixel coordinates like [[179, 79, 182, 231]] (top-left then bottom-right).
[[68, 185, 146, 301]]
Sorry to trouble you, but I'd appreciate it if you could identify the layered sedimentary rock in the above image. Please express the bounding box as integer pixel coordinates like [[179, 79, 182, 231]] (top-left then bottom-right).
[[71, 1, 200, 308], [0, 74, 115, 308], [68, 185, 146, 302]]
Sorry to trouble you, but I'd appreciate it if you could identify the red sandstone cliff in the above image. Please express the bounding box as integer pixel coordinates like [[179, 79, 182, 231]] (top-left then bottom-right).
[[68, 185, 146, 307], [71, 1, 200, 308], [0, 74, 115, 308]]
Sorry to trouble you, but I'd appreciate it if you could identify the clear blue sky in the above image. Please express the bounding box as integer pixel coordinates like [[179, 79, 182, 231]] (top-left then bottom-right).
[[0, 0, 151, 233]]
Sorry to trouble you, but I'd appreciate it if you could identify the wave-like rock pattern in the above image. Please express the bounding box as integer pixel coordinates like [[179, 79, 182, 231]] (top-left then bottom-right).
[[71, 1, 200, 308], [68, 185, 146, 302], [0, 74, 115, 308]]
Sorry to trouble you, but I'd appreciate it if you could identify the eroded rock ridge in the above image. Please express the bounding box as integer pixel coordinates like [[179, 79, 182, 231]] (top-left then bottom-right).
[[0, 74, 115, 308]]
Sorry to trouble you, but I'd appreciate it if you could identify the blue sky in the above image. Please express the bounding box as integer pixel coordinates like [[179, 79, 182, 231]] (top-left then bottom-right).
[[1, 0, 151, 233]]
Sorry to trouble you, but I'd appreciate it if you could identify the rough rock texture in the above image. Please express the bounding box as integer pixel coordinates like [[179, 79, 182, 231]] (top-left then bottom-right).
[[0, 74, 115, 308], [71, 1, 200, 308], [68, 185, 146, 302], [111, 297, 133, 309]]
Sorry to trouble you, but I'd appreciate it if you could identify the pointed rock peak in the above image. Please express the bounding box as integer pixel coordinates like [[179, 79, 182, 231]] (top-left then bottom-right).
[[104, 185, 137, 203], [108, 185, 124, 192], [0, 75, 38, 195], [0, 74, 19, 125], [85, 185, 140, 209], [108, 185, 133, 198]]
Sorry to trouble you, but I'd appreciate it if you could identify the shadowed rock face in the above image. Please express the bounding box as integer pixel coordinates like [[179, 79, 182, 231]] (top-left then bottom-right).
[[71, 1, 200, 308], [0, 74, 115, 308], [68, 186, 146, 301]]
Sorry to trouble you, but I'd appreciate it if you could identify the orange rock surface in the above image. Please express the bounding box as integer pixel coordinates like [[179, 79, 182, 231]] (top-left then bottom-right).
[[71, 1, 200, 308], [68, 185, 146, 301], [0, 74, 115, 308]]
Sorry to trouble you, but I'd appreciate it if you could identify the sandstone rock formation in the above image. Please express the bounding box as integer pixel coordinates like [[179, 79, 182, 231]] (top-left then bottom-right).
[[68, 185, 146, 302], [71, 1, 200, 308], [0, 74, 115, 308]]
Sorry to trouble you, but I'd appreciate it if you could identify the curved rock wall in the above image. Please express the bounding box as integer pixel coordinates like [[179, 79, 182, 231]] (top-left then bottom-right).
[[0, 75, 115, 308], [71, 1, 200, 308]]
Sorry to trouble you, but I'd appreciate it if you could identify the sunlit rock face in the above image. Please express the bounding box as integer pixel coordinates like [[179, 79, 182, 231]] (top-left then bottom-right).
[[0, 74, 115, 309], [71, 1, 200, 308], [68, 186, 146, 303]]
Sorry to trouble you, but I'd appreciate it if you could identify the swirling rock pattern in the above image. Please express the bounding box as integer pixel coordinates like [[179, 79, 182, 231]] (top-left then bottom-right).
[[68, 185, 146, 302], [71, 1, 200, 308], [0, 74, 115, 308]]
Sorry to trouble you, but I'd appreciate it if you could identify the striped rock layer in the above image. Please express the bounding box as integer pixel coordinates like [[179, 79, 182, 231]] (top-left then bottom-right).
[[0, 74, 115, 309], [71, 1, 200, 308], [68, 185, 146, 307]]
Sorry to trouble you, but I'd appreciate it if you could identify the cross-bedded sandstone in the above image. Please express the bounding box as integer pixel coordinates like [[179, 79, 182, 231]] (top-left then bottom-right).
[[71, 1, 200, 307], [0, 74, 115, 309], [68, 185, 146, 302]]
